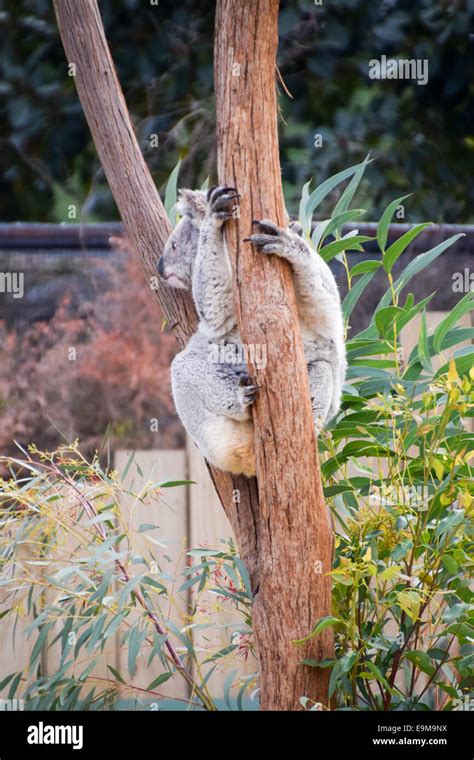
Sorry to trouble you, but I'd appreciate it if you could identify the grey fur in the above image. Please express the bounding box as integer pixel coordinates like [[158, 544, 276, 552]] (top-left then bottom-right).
[[157, 186, 346, 476]]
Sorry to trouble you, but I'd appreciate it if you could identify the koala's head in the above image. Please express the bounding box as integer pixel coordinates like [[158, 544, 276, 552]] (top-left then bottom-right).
[[157, 189, 207, 290]]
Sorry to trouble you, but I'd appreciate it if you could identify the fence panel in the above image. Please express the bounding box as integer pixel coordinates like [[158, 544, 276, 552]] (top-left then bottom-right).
[[114, 449, 189, 703], [187, 440, 257, 704]]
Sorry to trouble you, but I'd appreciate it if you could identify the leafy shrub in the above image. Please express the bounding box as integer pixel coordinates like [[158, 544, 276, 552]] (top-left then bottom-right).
[[296, 159, 474, 710], [0, 444, 255, 711]]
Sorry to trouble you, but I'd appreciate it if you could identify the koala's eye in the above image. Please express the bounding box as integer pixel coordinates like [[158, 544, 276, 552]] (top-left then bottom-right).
[[172, 242, 177, 251]]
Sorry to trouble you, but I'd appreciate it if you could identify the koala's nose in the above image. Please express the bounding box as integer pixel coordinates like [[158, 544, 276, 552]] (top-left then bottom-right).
[[157, 257, 165, 277]]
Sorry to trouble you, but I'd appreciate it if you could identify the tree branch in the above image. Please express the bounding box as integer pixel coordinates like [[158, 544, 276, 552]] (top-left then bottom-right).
[[52, 0, 260, 590]]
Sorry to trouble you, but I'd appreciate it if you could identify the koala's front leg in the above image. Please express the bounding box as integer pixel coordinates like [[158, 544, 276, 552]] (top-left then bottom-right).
[[247, 218, 346, 423], [245, 219, 340, 312], [192, 186, 240, 340]]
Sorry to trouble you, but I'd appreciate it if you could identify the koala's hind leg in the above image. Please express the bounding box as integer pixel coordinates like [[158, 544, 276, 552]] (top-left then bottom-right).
[[207, 360, 259, 422], [307, 360, 334, 433], [171, 348, 256, 476], [172, 347, 258, 425]]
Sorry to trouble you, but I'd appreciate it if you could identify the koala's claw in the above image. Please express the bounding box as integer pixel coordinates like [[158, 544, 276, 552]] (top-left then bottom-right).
[[239, 383, 259, 407], [207, 185, 237, 202], [238, 373, 259, 387], [213, 193, 240, 211], [244, 234, 286, 255], [245, 219, 289, 254], [251, 219, 283, 236], [207, 185, 240, 221], [245, 233, 279, 246]]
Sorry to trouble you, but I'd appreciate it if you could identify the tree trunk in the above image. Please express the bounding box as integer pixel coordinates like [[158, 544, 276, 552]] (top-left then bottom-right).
[[53, 0, 334, 711], [215, 0, 334, 710], [52, 0, 260, 589]]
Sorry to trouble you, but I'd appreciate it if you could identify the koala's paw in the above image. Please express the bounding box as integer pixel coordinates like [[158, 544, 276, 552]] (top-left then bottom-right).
[[206, 185, 240, 222], [237, 374, 259, 413], [244, 219, 292, 256], [217, 363, 259, 416], [288, 219, 303, 237]]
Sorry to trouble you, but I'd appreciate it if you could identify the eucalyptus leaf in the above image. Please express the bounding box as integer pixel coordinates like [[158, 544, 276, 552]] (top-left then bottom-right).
[[383, 223, 431, 273], [432, 291, 474, 355], [164, 158, 182, 226], [377, 195, 411, 253], [305, 162, 366, 221]]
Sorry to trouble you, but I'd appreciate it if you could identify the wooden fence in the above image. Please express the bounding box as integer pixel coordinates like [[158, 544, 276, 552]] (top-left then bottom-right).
[[0, 444, 255, 707]]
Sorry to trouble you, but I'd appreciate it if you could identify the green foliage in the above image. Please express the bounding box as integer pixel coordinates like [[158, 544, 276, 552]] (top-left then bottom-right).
[[0, 444, 255, 711], [1, 1, 473, 222], [297, 166, 474, 711]]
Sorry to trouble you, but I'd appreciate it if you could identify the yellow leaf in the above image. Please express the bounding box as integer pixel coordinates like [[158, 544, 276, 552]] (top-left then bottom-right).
[[448, 358, 459, 383], [397, 590, 421, 621], [380, 565, 401, 582], [418, 572, 434, 587], [448, 387, 460, 403]]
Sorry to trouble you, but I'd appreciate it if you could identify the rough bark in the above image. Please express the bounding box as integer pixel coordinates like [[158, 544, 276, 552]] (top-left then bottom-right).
[[215, 0, 334, 709], [52, 0, 260, 589]]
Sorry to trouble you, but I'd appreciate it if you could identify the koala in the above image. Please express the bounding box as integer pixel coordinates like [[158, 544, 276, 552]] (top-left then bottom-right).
[[158, 185, 346, 477]]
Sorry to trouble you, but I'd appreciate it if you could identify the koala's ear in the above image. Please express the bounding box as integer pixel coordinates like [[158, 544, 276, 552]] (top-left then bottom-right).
[[176, 189, 207, 220]]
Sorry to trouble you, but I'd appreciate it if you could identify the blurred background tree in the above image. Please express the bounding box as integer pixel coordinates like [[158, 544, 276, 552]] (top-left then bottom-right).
[[1, 0, 473, 225]]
